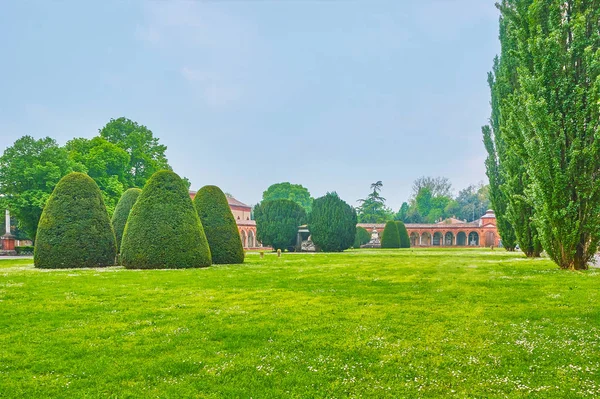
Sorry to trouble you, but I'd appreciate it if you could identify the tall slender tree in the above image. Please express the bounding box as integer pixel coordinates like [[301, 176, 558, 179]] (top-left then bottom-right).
[[488, 0, 600, 269], [483, 1, 541, 255]]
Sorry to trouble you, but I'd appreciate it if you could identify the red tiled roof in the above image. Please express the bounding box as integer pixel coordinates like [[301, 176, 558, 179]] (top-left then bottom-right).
[[227, 196, 251, 208], [188, 191, 251, 209]]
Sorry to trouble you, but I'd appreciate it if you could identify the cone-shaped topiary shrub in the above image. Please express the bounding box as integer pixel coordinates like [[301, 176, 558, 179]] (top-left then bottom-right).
[[111, 188, 142, 254], [120, 170, 211, 269], [395, 221, 411, 248], [354, 226, 371, 248], [34, 172, 116, 268], [193, 185, 244, 264], [381, 221, 401, 248]]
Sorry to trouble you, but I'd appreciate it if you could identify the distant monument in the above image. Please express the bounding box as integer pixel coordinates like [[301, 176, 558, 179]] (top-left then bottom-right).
[[1, 209, 16, 255], [361, 228, 381, 248]]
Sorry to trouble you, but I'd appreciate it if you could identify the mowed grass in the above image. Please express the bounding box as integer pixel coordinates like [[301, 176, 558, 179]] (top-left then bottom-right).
[[1, 249, 599, 398]]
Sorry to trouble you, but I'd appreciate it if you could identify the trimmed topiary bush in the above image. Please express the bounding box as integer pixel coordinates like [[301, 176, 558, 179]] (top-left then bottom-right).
[[193, 185, 244, 264], [354, 226, 371, 248], [396, 221, 410, 248], [381, 221, 401, 248], [111, 188, 142, 254], [120, 170, 211, 269], [254, 199, 306, 251], [309, 192, 357, 252], [34, 172, 116, 269]]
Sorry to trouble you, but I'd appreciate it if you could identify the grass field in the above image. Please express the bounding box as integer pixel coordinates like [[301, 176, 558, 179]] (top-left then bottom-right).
[[1, 249, 599, 398]]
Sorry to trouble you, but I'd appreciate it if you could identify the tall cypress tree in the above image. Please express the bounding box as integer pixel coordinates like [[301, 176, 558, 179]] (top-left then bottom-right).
[[484, 0, 541, 256], [489, 0, 600, 269]]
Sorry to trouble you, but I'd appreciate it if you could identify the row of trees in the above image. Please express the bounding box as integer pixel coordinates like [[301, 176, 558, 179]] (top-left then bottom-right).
[[483, 1, 600, 270], [254, 192, 357, 252], [356, 178, 491, 224], [35, 170, 244, 269], [0, 118, 173, 241]]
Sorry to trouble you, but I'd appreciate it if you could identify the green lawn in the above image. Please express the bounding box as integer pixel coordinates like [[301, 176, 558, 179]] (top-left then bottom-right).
[[1, 249, 599, 398]]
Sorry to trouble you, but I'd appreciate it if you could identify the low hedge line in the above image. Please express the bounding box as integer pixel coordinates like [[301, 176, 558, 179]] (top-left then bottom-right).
[[15, 246, 34, 255]]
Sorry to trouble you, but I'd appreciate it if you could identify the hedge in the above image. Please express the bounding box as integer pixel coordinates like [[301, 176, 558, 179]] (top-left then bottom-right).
[[381, 221, 401, 248], [15, 246, 34, 255], [395, 221, 411, 248], [193, 185, 244, 264], [111, 188, 142, 254], [354, 226, 371, 248], [120, 170, 211, 269], [34, 172, 116, 268]]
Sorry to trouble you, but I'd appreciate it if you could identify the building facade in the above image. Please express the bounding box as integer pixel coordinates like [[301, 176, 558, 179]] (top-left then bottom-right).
[[358, 210, 500, 248]]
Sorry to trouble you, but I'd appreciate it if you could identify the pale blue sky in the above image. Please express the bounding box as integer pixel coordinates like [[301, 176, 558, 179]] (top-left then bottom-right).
[[0, 0, 500, 210]]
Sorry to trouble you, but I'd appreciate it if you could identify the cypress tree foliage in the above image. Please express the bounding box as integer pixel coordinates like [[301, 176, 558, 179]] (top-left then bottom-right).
[[395, 221, 410, 248], [381, 221, 401, 249], [489, 1, 600, 269], [193, 185, 244, 264], [254, 199, 306, 251], [354, 226, 371, 248], [111, 188, 142, 254], [309, 192, 357, 252], [483, 3, 541, 256], [120, 170, 211, 269], [34, 172, 116, 269]]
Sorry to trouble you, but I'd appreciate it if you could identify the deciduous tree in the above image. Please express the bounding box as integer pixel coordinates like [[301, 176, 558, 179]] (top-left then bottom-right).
[[0, 136, 79, 240], [262, 182, 313, 213]]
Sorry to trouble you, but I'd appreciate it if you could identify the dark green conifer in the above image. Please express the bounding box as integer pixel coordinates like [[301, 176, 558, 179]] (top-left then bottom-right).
[[34, 172, 116, 268], [121, 170, 211, 269], [193, 185, 244, 264], [381, 221, 400, 249], [111, 188, 142, 254], [395, 221, 410, 248]]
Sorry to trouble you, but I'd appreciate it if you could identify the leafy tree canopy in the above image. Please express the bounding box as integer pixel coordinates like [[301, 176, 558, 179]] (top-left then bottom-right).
[[0, 136, 79, 240], [65, 136, 130, 215], [411, 176, 453, 199], [262, 182, 313, 213], [357, 181, 393, 223], [100, 117, 170, 188]]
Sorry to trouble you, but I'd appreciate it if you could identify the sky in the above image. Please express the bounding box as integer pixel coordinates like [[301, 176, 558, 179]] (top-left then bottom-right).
[[0, 0, 501, 211]]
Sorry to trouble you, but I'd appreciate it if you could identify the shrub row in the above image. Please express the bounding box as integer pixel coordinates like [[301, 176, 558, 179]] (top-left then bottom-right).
[[34, 171, 245, 269]]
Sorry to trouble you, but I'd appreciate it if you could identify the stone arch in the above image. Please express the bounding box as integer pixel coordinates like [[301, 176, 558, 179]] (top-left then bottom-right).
[[241, 230, 247, 248], [468, 231, 480, 246], [248, 230, 255, 248], [444, 232, 454, 246], [456, 231, 467, 246], [421, 232, 432, 246], [484, 231, 495, 247], [433, 232, 443, 246], [410, 232, 419, 247]]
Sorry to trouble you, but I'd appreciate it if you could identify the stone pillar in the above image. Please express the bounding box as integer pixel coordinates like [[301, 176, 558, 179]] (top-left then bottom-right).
[[5, 209, 9, 235], [2, 209, 16, 252], [419, 234, 422, 245]]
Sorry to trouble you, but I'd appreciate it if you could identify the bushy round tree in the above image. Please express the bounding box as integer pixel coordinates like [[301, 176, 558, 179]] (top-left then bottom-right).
[[111, 188, 142, 253], [193, 185, 244, 264], [381, 221, 400, 248], [395, 221, 410, 248], [309, 192, 357, 252], [354, 226, 371, 248], [254, 199, 306, 251], [34, 172, 116, 268], [120, 170, 211, 269]]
